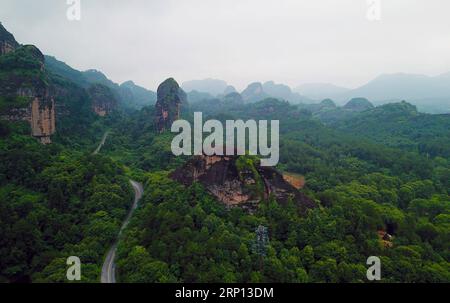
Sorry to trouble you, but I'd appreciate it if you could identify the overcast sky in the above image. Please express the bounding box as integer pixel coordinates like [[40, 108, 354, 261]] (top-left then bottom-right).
[[1, 0, 450, 91]]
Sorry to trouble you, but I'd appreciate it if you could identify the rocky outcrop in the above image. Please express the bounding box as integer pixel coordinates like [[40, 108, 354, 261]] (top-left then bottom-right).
[[241, 82, 269, 103], [0, 22, 19, 55], [1, 87, 56, 144], [155, 78, 186, 133], [88, 84, 117, 116], [30, 97, 56, 144], [320, 98, 337, 109], [0, 34, 56, 143], [170, 155, 317, 213]]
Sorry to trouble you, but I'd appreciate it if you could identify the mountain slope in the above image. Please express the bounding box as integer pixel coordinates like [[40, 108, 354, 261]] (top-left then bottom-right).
[[45, 57, 156, 110], [336, 101, 450, 157]]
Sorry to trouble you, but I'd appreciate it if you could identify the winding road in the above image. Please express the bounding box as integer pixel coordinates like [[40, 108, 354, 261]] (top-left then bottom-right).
[[93, 131, 109, 155], [93, 131, 144, 283], [101, 180, 143, 283]]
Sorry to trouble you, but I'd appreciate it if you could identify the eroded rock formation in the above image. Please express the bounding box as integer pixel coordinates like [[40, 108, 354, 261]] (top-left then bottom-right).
[[88, 84, 118, 116], [155, 78, 186, 133], [30, 97, 56, 144], [0, 33, 56, 144], [170, 155, 317, 213]]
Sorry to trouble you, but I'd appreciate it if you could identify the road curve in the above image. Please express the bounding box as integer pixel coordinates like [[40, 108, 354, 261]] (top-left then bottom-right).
[[93, 131, 109, 155], [101, 180, 144, 283], [94, 131, 144, 283]]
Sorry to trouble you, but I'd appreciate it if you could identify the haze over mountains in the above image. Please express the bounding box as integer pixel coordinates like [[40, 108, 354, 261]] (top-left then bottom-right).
[[4, 14, 448, 115], [333, 73, 450, 113], [2, 20, 450, 284], [44, 56, 450, 114], [293, 83, 350, 100], [181, 74, 450, 114]]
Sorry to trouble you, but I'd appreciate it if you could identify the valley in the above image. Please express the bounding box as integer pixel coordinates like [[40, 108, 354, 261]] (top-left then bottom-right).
[[0, 22, 449, 283]]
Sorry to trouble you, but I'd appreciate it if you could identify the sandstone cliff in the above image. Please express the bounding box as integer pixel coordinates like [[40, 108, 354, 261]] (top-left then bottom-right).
[[155, 78, 186, 133], [170, 155, 317, 213], [0, 38, 56, 143]]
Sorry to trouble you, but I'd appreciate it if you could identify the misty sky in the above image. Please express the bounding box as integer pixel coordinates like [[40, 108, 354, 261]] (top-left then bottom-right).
[[1, 0, 450, 91]]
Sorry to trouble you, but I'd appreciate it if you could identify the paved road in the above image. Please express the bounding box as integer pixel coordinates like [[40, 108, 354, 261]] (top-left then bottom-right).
[[101, 180, 144, 283], [93, 131, 109, 155], [93, 132, 144, 283]]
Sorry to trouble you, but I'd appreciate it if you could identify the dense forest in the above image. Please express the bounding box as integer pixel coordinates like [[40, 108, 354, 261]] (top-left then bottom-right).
[[2, 90, 449, 283], [108, 99, 449, 283], [0, 22, 449, 283], [0, 121, 133, 282]]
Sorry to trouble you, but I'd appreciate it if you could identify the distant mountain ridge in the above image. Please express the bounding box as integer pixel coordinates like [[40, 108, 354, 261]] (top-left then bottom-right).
[[341, 73, 450, 101], [240, 81, 312, 104], [183, 78, 313, 104], [297, 73, 450, 114], [334, 101, 450, 157]]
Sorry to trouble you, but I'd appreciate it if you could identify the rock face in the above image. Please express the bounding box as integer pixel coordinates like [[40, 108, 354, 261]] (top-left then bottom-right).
[[0, 22, 19, 55], [30, 97, 56, 144], [320, 98, 337, 108], [170, 155, 317, 213], [155, 78, 186, 133], [2, 95, 56, 144], [88, 84, 118, 116], [0, 35, 56, 144]]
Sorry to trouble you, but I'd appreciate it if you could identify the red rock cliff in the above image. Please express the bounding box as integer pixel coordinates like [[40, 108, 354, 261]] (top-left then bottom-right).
[[170, 155, 317, 214]]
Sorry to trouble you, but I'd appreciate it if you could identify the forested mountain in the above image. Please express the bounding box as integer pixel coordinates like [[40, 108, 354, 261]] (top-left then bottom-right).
[[110, 95, 450, 282], [300, 73, 450, 114], [335, 101, 450, 158], [0, 23, 449, 283], [0, 24, 134, 282]]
